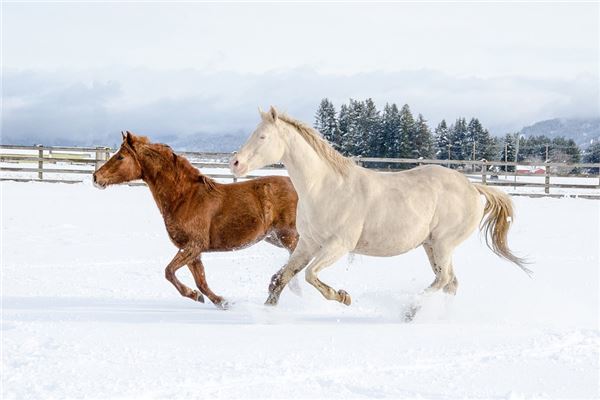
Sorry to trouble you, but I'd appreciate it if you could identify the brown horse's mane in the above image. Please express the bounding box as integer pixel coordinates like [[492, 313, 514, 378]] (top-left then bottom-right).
[[133, 137, 220, 193]]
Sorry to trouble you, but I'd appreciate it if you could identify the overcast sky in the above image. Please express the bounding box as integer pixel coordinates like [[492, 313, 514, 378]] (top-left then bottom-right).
[[2, 2, 599, 145]]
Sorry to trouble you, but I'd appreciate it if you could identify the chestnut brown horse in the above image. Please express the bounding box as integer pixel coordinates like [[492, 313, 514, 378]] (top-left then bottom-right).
[[93, 132, 299, 309]]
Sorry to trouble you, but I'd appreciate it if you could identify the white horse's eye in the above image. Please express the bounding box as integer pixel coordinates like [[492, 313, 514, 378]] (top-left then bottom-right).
[[259, 135, 266, 139]]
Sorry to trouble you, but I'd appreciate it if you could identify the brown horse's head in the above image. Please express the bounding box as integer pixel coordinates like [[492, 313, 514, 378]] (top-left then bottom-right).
[[93, 131, 146, 189]]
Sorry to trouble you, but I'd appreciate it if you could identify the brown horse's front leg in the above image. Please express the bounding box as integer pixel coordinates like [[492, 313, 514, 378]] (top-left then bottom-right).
[[164, 248, 203, 302], [188, 257, 228, 309]]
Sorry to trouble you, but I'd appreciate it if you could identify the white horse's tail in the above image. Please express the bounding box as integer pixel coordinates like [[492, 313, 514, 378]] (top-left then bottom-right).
[[473, 184, 532, 275]]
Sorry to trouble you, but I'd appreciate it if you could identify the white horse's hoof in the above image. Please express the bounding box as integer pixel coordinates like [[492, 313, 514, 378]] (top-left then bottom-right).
[[264, 295, 279, 306], [338, 290, 351, 306]]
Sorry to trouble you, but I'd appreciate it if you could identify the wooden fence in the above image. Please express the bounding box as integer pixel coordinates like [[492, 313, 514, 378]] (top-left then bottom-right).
[[1, 144, 599, 198]]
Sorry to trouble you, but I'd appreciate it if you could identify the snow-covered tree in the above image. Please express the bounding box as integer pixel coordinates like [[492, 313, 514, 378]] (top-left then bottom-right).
[[340, 99, 366, 156], [414, 114, 433, 159], [338, 103, 350, 155], [381, 103, 401, 158], [361, 98, 382, 157], [499, 133, 517, 171], [448, 118, 468, 161], [398, 104, 415, 158], [583, 142, 600, 173], [314, 98, 341, 151], [434, 120, 451, 160]]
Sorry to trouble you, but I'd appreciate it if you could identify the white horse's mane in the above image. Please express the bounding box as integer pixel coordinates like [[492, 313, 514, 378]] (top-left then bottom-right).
[[277, 113, 354, 176]]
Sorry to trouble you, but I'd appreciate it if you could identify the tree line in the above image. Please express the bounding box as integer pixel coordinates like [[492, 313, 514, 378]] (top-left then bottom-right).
[[314, 98, 597, 170]]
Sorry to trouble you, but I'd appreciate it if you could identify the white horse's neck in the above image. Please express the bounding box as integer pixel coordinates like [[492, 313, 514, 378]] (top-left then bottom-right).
[[279, 123, 346, 197]]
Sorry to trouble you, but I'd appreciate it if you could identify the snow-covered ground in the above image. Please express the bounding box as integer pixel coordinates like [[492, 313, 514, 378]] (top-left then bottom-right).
[[1, 181, 599, 399]]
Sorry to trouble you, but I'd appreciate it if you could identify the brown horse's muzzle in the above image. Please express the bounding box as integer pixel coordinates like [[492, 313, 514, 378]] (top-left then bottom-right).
[[92, 172, 107, 190]]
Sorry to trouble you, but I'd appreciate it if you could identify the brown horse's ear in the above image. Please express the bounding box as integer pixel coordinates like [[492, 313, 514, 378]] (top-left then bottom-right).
[[121, 131, 126, 140], [126, 131, 134, 147]]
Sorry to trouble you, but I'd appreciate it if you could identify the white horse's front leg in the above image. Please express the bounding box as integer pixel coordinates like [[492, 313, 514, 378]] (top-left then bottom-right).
[[266, 239, 316, 305], [304, 243, 350, 305]]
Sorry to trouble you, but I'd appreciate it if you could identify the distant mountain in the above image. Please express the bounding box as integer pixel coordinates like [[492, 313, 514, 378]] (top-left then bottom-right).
[[520, 118, 600, 148], [169, 132, 247, 153], [1, 131, 248, 153]]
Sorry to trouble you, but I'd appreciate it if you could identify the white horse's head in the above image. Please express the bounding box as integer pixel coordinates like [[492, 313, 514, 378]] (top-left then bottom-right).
[[230, 106, 286, 177]]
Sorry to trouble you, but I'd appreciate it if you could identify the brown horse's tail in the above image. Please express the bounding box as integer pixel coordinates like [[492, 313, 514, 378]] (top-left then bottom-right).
[[473, 184, 532, 276]]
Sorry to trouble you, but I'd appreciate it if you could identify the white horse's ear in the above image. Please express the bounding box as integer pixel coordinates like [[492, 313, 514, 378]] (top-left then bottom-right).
[[258, 106, 271, 122], [269, 106, 278, 122]]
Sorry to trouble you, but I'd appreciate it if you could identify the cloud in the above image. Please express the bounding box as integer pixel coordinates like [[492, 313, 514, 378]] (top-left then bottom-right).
[[2, 77, 121, 145], [2, 67, 598, 147]]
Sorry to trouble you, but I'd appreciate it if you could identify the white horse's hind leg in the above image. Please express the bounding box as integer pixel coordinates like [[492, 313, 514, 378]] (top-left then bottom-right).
[[423, 243, 458, 294], [443, 268, 459, 295], [304, 245, 350, 305]]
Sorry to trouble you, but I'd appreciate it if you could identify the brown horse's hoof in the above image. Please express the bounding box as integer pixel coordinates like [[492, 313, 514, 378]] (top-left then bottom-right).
[[194, 290, 205, 303], [338, 290, 351, 306], [215, 299, 230, 310]]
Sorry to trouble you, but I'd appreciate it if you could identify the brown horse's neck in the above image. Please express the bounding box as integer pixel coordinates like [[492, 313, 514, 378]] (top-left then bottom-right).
[[136, 145, 217, 216]]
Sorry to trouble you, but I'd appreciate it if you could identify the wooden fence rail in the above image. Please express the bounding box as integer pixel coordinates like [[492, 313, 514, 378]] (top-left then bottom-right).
[[1, 144, 599, 198]]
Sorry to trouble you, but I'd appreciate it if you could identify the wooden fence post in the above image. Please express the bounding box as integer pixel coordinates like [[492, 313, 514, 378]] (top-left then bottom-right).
[[36, 144, 43, 180], [95, 147, 103, 171], [545, 163, 550, 194], [481, 159, 487, 185]]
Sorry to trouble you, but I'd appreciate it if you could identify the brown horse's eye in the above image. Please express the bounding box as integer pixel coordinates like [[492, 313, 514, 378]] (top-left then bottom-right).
[[116, 154, 124, 161]]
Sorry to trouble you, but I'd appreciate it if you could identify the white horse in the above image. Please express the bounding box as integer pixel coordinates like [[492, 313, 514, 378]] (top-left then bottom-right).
[[230, 107, 529, 307]]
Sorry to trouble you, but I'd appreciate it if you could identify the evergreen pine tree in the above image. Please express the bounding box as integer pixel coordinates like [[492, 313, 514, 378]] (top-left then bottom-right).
[[338, 104, 350, 155], [340, 99, 365, 156], [434, 120, 451, 160], [499, 133, 517, 171], [414, 114, 433, 158], [550, 137, 580, 163], [464, 118, 495, 161], [398, 104, 415, 158], [382, 103, 402, 158], [465, 118, 483, 160], [479, 128, 496, 161], [448, 118, 468, 161], [583, 142, 600, 173], [361, 98, 382, 157], [313, 98, 340, 151]]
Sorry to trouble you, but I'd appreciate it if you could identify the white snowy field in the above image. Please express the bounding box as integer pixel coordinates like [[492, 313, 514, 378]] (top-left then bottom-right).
[[1, 181, 599, 399]]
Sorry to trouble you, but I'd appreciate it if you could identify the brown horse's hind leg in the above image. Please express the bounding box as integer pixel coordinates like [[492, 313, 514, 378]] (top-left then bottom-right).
[[277, 229, 299, 253], [188, 257, 227, 309], [423, 242, 458, 294], [164, 248, 203, 302], [264, 229, 298, 252]]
